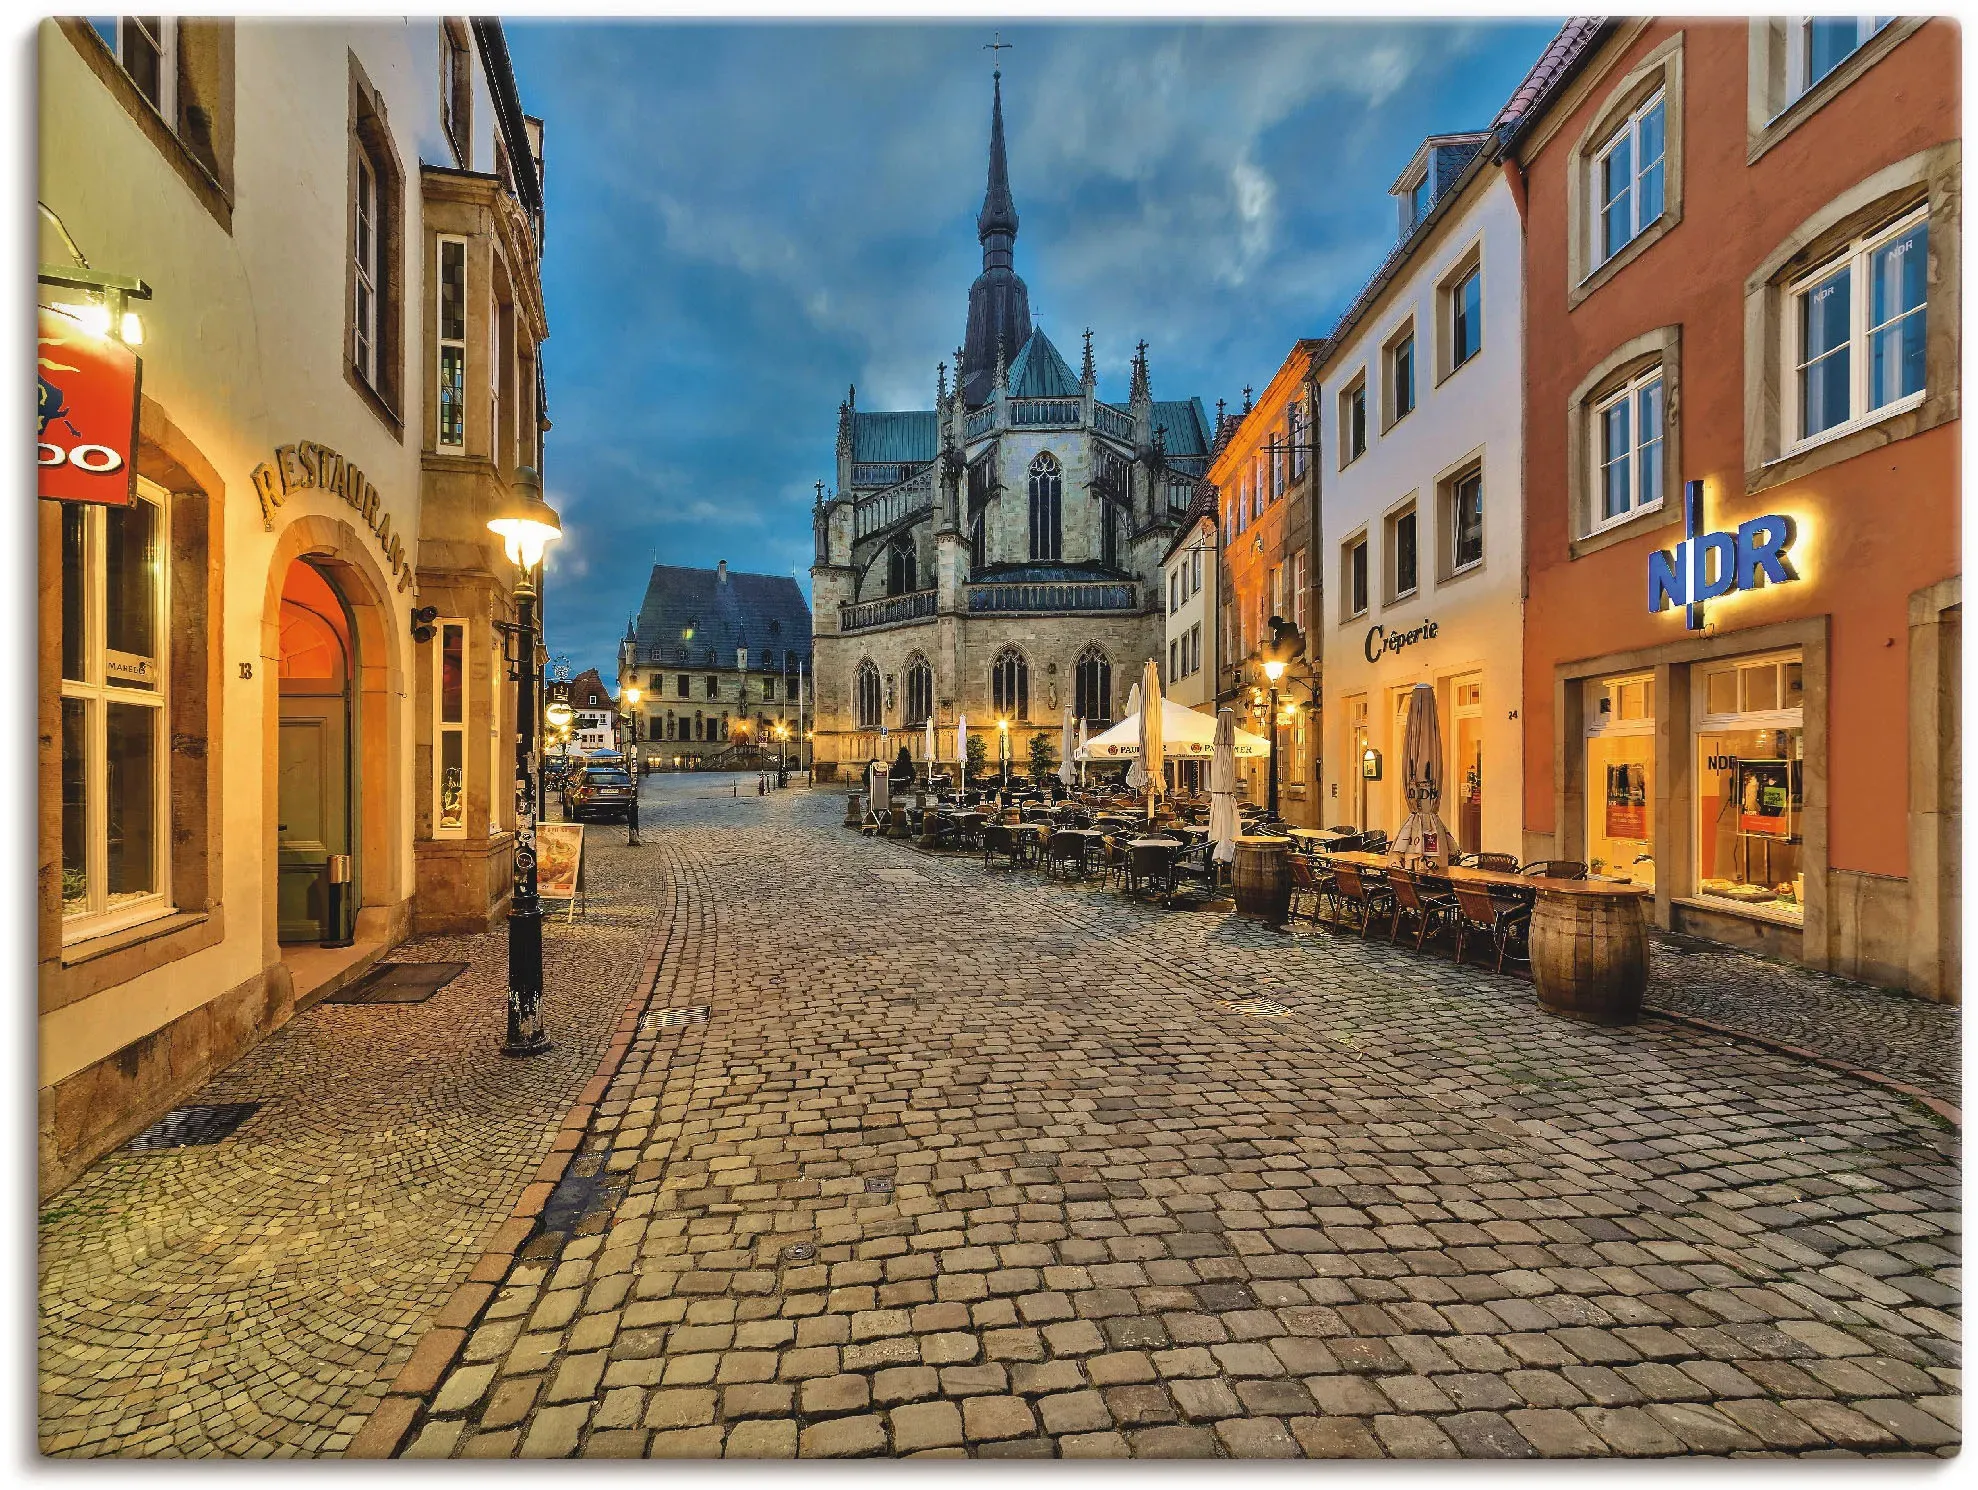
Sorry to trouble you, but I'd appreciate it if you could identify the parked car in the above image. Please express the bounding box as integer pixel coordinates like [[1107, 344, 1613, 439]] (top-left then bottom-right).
[[563, 762, 635, 822]]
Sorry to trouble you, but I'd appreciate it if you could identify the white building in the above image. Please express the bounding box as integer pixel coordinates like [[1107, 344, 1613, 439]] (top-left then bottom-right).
[[1314, 131, 1525, 856]]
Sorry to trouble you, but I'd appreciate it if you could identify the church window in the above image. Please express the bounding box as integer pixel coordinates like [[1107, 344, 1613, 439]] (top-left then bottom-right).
[[903, 653, 934, 726], [991, 647, 1029, 721], [1101, 501, 1125, 571], [854, 660, 882, 729], [887, 534, 918, 595], [1074, 647, 1112, 726], [1027, 452, 1062, 563], [969, 514, 986, 578]]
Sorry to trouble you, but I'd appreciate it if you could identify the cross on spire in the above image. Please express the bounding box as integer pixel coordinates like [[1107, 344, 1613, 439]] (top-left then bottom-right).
[[984, 30, 1013, 64]]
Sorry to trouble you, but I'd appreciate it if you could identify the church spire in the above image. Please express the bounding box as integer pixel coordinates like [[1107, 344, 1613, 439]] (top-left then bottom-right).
[[977, 69, 1018, 263]]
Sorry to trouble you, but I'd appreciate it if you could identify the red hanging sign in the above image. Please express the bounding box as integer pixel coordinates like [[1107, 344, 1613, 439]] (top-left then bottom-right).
[[37, 305, 141, 506]]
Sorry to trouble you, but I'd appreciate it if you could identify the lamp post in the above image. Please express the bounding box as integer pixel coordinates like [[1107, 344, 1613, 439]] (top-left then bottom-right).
[[1261, 657, 1286, 822], [997, 719, 1010, 792], [489, 467, 561, 1058], [775, 722, 789, 779], [621, 684, 643, 845]]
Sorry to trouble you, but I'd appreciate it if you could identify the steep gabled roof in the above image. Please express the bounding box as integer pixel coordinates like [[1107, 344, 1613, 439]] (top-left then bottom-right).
[[1007, 327, 1081, 398], [1495, 17, 1609, 131], [1152, 398, 1212, 459], [630, 564, 814, 670], [850, 410, 940, 465], [567, 668, 613, 709]]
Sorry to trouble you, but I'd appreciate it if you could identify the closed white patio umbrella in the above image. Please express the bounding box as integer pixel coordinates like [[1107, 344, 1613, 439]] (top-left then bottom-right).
[[955, 714, 968, 793], [1209, 708, 1240, 865], [1138, 658, 1164, 822], [1058, 707, 1076, 790], [924, 714, 936, 785], [1076, 717, 1089, 786], [1122, 683, 1145, 794], [1391, 681, 1457, 866]]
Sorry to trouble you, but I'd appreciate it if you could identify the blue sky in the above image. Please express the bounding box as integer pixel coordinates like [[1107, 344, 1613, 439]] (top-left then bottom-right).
[[506, 19, 1561, 679]]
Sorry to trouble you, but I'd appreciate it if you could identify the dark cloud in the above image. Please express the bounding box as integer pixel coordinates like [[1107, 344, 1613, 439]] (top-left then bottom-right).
[[506, 19, 1559, 677]]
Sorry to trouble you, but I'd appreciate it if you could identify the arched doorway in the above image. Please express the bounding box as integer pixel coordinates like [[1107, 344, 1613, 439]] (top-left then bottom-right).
[[277, 559, 355, 943]]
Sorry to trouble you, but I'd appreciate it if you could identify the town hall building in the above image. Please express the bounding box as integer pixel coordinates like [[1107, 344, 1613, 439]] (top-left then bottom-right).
[[807, 68, 1213, 781]]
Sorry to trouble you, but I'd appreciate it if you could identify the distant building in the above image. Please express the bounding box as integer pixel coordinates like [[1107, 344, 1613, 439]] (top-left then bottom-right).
[[617, 561, 813, 768], [808, 68, 1212, 781], [563, 668, 616, 757]]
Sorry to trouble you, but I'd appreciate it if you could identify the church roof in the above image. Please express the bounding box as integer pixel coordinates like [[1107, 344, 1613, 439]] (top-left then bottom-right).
[[630, 563, 813, 670], [851, 410, 940, 465], [1151, 399, 1212, 459], [1007, 328, 1080, 399]]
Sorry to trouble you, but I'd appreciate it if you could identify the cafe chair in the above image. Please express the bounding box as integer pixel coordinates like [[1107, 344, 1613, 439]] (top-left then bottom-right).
[[981, 821, 1017, 870], [1361, 830, 1390, 854], [1387, 867, 1457, 952], [1450, 882, 1533, 974], [1521, 860, 1587, 880], [1170, 842, 1217, 901], [1330, 863, 1396, 939], [1046, 830, 1088, 881], [1474, 852, 1520, 874], [1287, 854, 1335, 925]]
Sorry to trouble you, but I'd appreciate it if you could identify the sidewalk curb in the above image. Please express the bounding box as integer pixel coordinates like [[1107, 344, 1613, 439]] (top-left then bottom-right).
[[343, 943, 665, 1459], [1641, 1006, 1961, 1129]]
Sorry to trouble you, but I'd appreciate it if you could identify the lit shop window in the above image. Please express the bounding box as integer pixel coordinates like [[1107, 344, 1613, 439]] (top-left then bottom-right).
[[1585, 673, 1655, 890], [61, 480, 171, 934], [435, 620, 467, 835], [1694, 653, 1805, 923]]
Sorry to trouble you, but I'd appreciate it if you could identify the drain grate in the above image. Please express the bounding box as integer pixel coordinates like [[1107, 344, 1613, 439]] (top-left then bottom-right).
[[642, 1005, 710, 1036], [863, 1176, 895, 1194], [326, 962, 468, 1004], [782, 1241, 817, 1262], [126, 1102, 262, 1151], [1218, 996, 1293, 1019]]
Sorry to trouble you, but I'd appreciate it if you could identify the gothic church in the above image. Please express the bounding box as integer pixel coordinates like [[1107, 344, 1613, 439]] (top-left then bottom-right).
[[808, 68, 1212, 780]]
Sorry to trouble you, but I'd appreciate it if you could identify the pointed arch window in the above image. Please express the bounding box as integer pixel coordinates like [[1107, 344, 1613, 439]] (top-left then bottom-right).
[[903, 653, 934, 726], [887, 533, 918, 596], [854, 659, 882, 729], [1074, 646, 1112, 726], [969, 514, 986, 578], [1027, 452, 1062, 563], [1100, 500, 1125, 571], [991, 647, 1029, 721]]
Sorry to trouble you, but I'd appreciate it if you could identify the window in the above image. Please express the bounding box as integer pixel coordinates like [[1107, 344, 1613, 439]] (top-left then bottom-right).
[[434, 620, 467, 837], [887, 534, 917, 596], [1191, 548, 1203, 596], [1800, 16, 1893, 95], [1236, 477, 1248, 534], [854, 661, 882, 729], [91, 16, 172, 115], [1289, 398, 1309, 480], [1269, 564, 1284, 623], [1341, 375, 1368, 465], [1169, 639, 1179, 685], [1386, 505, 1418, 602], [1693, 651, 1806, 924], [1594, 90, 1667, 265], [1749, 18, 1923, 161], [1385, 329, 1416, 427], [1449, 265, 1482, 370], [1188, 622, 1202, 677], [1027, 452, 1062, 563], [436, 236, 467, 453], [1270, 435, 1284, 500], [60, 481, 171, 934], [1409, 173, 1431, 229], [440, 19, 473, 167], [353, 153, 380, 387], [1291, 549, 1307, 634], [992, 647, 1030, 721], [1102, 502, 1124, 571], [1448, 469, 1485, 574], [1593, 368, 1665, 529], [705, 675, 717, 699], [346, 57, 404, 423], [1168, 569, 1179, 614], [676, 674, 690, 698], [1344, 535, 1369, 620], [903, 654, 933, 726], [1789, 208, 1927, 448], [761, 678, 776, 701], [969, 514, 986, 578]]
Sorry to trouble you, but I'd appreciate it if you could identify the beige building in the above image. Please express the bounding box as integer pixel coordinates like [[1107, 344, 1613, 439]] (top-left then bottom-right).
[[38, 18, 551, 1191]]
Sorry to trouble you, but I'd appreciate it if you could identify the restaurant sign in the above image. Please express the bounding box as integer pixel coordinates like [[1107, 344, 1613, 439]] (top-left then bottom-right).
[[251, 440, 414, 592], [36, 306, 141, 506], [1363, 618, 1439, 664], [1648, 480, 1799, 631]]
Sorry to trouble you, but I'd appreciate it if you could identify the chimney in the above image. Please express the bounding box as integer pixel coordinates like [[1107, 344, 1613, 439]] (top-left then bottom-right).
[[716, 560, 728, 584]]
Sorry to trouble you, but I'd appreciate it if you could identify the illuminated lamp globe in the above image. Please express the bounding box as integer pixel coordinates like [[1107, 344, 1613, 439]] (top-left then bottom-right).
[[623, 685, 643, 707], [545, 700, 574, 729], [1262, 657, 1287, 683], [488, 465, 562, 570]]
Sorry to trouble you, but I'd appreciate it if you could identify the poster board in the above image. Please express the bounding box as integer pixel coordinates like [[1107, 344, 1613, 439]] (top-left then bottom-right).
[[1604, 762, 1648, 840], [535, 822, 585, 919], [1734, 758, 1792, 839]]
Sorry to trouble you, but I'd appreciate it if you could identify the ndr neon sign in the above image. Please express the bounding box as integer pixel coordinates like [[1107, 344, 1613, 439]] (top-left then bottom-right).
[[1648, 480, 1800, 631]]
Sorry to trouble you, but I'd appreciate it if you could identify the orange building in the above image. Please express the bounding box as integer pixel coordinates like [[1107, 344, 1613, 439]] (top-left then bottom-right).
[[1509, 18, 1959, 998], [1209, 340, 1322, 822]]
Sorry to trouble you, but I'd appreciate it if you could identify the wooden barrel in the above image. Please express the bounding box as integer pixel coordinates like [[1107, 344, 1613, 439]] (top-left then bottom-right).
[[844, 792, 865, 828], [1232, 836, 1291, 926], [1529, 888, 1649, 1025]]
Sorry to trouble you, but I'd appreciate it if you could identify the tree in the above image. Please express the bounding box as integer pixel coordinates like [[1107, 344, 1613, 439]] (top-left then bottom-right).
[[1028, 731, 1058, 783], [964, 733, 988, 779]]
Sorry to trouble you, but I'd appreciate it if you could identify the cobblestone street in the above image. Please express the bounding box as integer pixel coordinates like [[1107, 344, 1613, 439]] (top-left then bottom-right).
[[40, 776, 1961, 1459]]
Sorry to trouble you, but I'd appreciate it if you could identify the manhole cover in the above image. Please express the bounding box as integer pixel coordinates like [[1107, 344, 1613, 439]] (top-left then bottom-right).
[[864, 1176, 894, 1194], [643, 1005, 710, 1034], [783, 1241, 817, 1261], [126, 1102, 262, 1150], [1219, 997, 1293, 1019], [326, 962, 468, 1004]]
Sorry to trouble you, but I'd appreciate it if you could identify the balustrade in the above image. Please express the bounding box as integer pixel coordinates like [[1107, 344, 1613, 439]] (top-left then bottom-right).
[[840, 588, 937, 632], [966, 580, 1137, 615]]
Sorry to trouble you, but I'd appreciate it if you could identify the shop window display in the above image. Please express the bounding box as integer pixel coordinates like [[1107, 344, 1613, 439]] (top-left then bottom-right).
[[1585, 673, 1655, 888], [1694, 654, 1804, 921]]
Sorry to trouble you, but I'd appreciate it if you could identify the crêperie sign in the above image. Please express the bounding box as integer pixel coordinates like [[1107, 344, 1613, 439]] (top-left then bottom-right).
[[1364, 618, 1439, 665]]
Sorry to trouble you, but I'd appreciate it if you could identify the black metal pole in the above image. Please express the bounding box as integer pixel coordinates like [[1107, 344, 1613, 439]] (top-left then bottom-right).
[[504, 571, 550, 1057], [626, 708, 643, 846], [1266, 683, 1280, 822]]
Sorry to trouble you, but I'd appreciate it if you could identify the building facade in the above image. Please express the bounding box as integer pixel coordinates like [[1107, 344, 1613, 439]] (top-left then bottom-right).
[[618, 561, 813, 770], [808, 70, 1212, 781], [1510, 17, 1960, 998], [1313, 129, 1527, 856], [38, 17, 550, 1191], [1211, 343, 1323, 821], [563, 667, 617, 757]]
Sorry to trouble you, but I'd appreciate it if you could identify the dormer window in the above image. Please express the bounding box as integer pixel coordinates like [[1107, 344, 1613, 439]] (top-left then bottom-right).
[[1409, 173, 1431, 228]]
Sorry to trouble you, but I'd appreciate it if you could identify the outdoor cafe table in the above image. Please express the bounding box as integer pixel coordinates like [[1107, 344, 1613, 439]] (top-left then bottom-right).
[[1322, 850, 1654, 1025]]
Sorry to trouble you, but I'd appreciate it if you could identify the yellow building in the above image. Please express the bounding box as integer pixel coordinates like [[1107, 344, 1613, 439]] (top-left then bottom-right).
[[37, 18, 551, 1192]]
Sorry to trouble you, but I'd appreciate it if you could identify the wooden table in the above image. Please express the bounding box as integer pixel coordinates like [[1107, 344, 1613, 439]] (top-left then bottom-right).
[[1320, 851, 1653, 1024]]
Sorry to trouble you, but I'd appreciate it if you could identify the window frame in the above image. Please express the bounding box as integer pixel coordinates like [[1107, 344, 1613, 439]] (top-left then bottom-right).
[[1445, 465, 1486, 578], [854, 659, 882, 730], [1383, 500, 1420, 606], [59, 478, 174, 941], [903, 653, 934, 727], [435, 234, 468, 455], [1027, 451, 1062, 564], [1781, 203, 1929, 456], [1592, 87, 1668, 269], [992, 647, 1030, 722], [93, 16, 176, 119], [1590, 365, 1667, 535], [1382, 321, 1417, 432], [1342, 530, 1370, 622], [1339, 372, 1369, 467], [1747, 17, 1925, 163], [433, 618, 469, 840], [1445, 261, 1483, 377], [1074, 646, 1111, 724]]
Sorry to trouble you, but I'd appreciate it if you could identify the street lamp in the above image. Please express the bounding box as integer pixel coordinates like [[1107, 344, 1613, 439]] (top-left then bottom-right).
[[488, 467, 561, 1058], [621, 684, 643, 846], [1261, 655, 1286, 822], [774, 721, 789, 780], [996, 718, 1010, 792]]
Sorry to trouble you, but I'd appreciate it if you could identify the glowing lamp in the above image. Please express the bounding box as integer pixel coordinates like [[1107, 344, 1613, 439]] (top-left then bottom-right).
[[1262, 658, 1287, 683], [487, 465, 561, 570]]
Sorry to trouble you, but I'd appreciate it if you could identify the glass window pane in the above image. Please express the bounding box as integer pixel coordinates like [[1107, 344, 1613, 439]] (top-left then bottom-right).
[[440, 346, 465, 447], [1636, 98, 1664, 169], [62, 504, 87, 683], [1871, 223, 1927, 324], [103, 496, 160, 690], [1457, 270, 1481, 362], [1807, 17, 1859, 86], [1706, 667, 1739, 716], [440, 623, 464, 723], [1869, 223, 1928, 409], [1637, 158, 1664, 228], [439, 730, 464, 829], [62, 698, 89, 914], [439, 240, 466, 341], [1396, 512, 1416, 593], [1600, 397, 1630, 464], [104, 701, 158, 904], [1635, 379, 1663, 509], [1799, 265, 1852, 437], [1455, 476, 1484, 568]]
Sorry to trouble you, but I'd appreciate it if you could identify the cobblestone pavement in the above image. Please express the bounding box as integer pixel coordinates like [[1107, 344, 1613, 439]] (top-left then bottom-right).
[[1643, 937, 1960, 1107], [37, 822, 667, 1458], [406, 783, 1960, 1460]]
